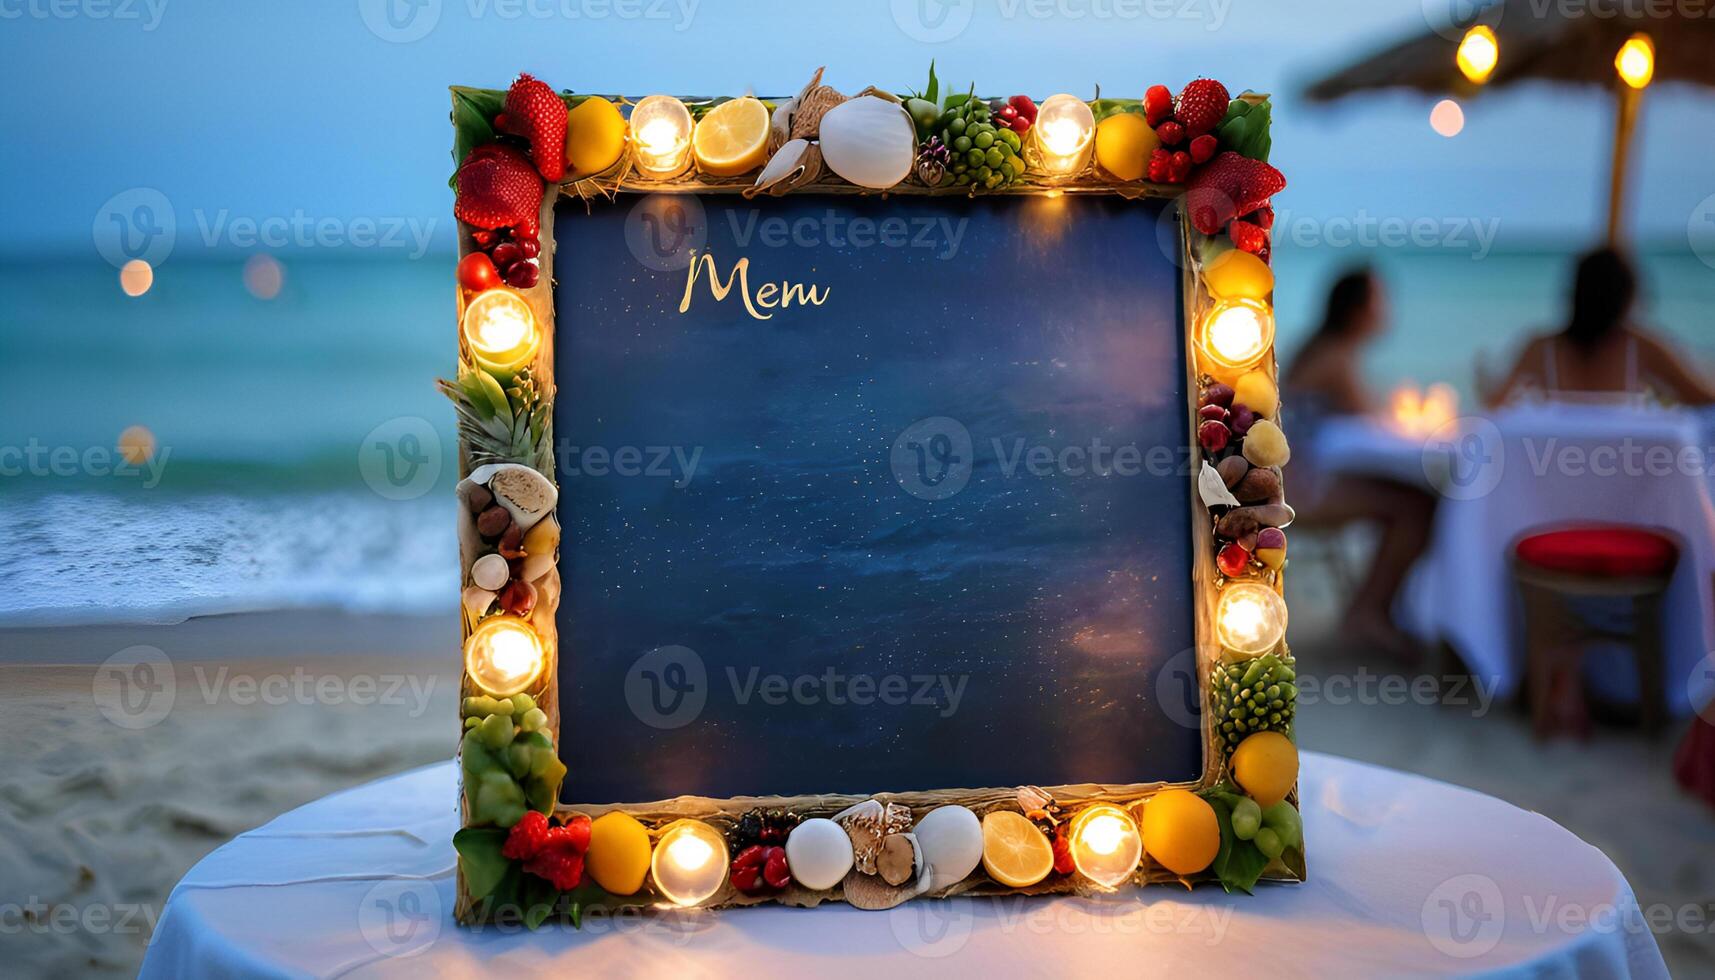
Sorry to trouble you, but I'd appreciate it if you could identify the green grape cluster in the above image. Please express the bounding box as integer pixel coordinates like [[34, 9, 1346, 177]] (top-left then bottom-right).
[[1211, 652, 1296, 753], [935, 100, 1025, 189], [460, 692, 565, 828], [1229, 797, 1301, 861]]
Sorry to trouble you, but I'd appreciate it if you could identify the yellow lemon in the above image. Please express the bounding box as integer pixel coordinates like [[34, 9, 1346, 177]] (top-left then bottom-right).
[[1203, 248, 1275, 301], [1231, 731, 1299, 808], [1141, 789, 1220, 876], [980, 810, 1054, 887], [1094, 112, 1158, 182], [692, 97, 770, 177], [585, 811, 652, 895], [1233, 369, 1279, 419], [564, 97, 626, 179]]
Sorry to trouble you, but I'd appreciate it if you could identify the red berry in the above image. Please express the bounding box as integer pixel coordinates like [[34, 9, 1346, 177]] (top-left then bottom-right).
[[1250, 206, 1275, 230], [1169, 150, 1193, 183], [1202, 382, 1235, 408], [1008, 94, 1038, 124], [1257, 244, 1272, 266], [1146, 148, 1172, 183], [519, 238, 540, 259], [1229, 404, 1258, 436], [471, 229, 496, 249], [1185, 152, 1287, 236], [1052, 826, 1075, 876], [1217, 542, 1252, 578], [1198, 403, 1229, 422], [516, 215, 539, 239], [999, 105, 1018, 120], [1229, 219, 1268, 254], [502, 810, 550, 859], [1156, 120, 1184, 146], [1189, 134, 1218, 165], [1198, 419, 1230, 453], [455, 143, 543, 231], [505, 261, 539, 289], [457, 251, 501, 292], [491, 242, 523, 269], [762, 847, 790, 889], [1143, 84, 1173, 127], [501, 73, 567, 182]]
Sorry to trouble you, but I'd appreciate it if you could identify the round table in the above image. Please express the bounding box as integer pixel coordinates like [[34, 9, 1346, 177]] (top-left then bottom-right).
[[140, 754, 1667, 978]]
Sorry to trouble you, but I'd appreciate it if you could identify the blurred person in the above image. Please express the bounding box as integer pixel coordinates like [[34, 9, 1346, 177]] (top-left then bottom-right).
[[1284, 268, 1438, 660], [1484, 247, 1714, 407]]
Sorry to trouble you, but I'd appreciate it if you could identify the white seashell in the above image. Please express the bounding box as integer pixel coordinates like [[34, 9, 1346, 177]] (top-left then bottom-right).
[[768, 97, 796, 153], [833, 798, 913, 876], [912, 805, 982, 893], [521, 514, 559, 583], [818, 96, 916, 190], [1198, 461, 1242, 510], [461, 586, 496, 626], [749, 139, 822, 198], [784, 818, 854, 891], [470, 553, 510, 592], [467, 462, 556, 531]]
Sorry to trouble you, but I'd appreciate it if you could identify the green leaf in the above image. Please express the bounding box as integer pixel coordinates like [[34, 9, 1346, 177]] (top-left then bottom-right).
[[1203, 792, 1271, 895], [475, 369, 513, 420], [522, 874, 560, 930], [1217, 97, 1272, 163], [452, 827, 512, 901], [450, 87, 505, 188], [926, 61, 938, 105], [1090, 99, 1143, 123]]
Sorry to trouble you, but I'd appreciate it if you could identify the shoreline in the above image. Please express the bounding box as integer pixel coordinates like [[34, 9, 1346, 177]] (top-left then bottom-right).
[[0, 608, 459, 665]]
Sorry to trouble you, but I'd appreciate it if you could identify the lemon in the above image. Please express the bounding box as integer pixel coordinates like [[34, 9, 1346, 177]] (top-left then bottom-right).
[[564, 97, 626, 180], [585, 811, 652, 895], [1231, 731, 1299, 808], [1141, 789, 1220, 876], [1233, 369, 1279, 419], [1203, 248, 1275, 301], [692, 97, 770, 177], [980, 810, 1054, 887], [1094, 112, 1157, 182]]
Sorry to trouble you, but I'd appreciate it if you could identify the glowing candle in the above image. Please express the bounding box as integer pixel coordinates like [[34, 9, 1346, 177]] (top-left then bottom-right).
[[651, 820, 729, 906], [1068, 803, 1142, 890], [1031, 94, 1096, 176], [1456, 25, 1498, 85], [1216, 581, 1288, 656], [461, 288, 539, 376], [463, 616, 546, 697], [1199, 298, 1275, 372], [629, 95, 694, 179], [1615, 33, 1654, 89]]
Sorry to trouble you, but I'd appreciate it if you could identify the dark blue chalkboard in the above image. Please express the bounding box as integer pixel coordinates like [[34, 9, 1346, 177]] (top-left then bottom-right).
[[553, 192, 1199, 803]]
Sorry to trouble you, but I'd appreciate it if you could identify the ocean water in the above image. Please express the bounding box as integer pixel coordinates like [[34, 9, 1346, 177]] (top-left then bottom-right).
[[1, 246, 1710, 628]]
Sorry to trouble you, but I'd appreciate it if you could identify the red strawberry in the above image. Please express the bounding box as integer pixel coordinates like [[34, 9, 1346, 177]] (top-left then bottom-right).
[[1169, 150, 1192, 183], [1143, 84, 1172, 127], [520, 814, 592, 891], [1156, 120, 1184, 147], [1184, 151, 1286, 235], [1174, 78, 1230, 136], [1146, 148, 1173, 183], [501, 73, 566, 182], [1250, 206, 1275, 230], [456, 144, 544, 231], [1189, 134, 1218, 165], [502, 810, 551, 859], [1229, 219, 1268, 254]]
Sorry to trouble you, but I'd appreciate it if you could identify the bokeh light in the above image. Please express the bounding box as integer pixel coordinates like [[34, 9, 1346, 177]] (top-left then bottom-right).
[[244, 254, 285, 300], [1430, 99, 1465, 138], [119, 259, 154, 297]]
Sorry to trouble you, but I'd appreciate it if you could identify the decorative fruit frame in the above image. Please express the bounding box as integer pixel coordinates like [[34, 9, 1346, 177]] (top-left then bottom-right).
[[445, 67, 1300, 927]]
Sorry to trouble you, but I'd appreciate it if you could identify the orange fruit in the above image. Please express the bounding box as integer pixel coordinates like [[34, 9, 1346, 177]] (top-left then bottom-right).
[[1141, 789, 1220, 876], [1094, 112, 1157, 182], [1231, 731, 1299, 808], [980, 810, 1054, 887]]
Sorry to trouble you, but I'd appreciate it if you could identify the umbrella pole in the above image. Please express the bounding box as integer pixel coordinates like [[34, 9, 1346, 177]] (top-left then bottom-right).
[[1606, 82, 1642, 245]]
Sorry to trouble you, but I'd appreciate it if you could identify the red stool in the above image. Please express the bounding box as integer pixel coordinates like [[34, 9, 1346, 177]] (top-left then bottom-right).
[[1512, 525, 1678, 738]]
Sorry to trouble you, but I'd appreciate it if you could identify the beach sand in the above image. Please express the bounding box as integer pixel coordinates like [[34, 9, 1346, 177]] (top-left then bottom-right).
[[2, 606, 1711, 975]]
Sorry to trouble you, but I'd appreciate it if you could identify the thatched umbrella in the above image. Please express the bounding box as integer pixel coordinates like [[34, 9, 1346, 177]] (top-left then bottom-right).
[[1305, 0, 1715, 241]]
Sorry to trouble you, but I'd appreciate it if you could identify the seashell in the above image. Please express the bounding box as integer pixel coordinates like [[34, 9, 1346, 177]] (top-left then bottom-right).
[[747, 139, 823, 199], [841, 833, 923, 911], [1198, 461, 1241, 510], [768, 97, 796, 155], [470, 553, 510, 592], [912, 805, 982, 894], [461, 585, 496, 627], [819, 96, 916, 190], [877, 832, 920, 886], [784, 818, 853, 891], [834, 799, 913, 876], [467, 462, 556, 532], [789, 67, 847, 141], [1016, 785, 1055, 813], [521, 514, 559, 583]]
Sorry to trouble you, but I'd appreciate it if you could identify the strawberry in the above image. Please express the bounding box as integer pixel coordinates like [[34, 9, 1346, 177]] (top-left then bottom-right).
[[1156, 120, 1184, 147], [1143, 84, 1173, 127], [1250, 206, 1275, 230], [1184, 151, 1286, 235], [455, 144, 544, 231], [1174, 78, 1230, 137], [519, 814, 592, 891], [1229, 219, 1268, 254], [1189, 134, 1218, 165], [502, 810, 551, 859], [1169, 150, 1192, 183], [500, 73, 567, 182]]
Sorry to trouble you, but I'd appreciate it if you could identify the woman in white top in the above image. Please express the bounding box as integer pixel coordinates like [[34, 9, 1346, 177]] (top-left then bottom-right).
[[1486, 248, 1713, 408]]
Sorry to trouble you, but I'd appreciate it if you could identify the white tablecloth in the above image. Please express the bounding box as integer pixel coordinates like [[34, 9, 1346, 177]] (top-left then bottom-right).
[[140, 756, 1666, 979], [1399, 404, 1715, 714]]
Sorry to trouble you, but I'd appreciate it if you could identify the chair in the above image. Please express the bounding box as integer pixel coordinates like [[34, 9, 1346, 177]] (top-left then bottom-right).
[[1512, 524, 1678, 738]]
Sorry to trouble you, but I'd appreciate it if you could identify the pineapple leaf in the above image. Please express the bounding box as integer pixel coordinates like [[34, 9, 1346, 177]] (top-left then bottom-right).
[[475, 370, 512, 420]]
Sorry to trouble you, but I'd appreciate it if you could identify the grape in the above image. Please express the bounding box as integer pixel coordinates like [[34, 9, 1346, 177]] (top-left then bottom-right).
[[521, 707, 548, 732], [984, 147, 1004, 168], [1253, 827, 1285, 860], [1261, 801, 1303, 850], [1231, 797, 1262, 840], [953, 135, 972, 153], [478, 711, 516, 751], [974, 131, 994, 149]]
